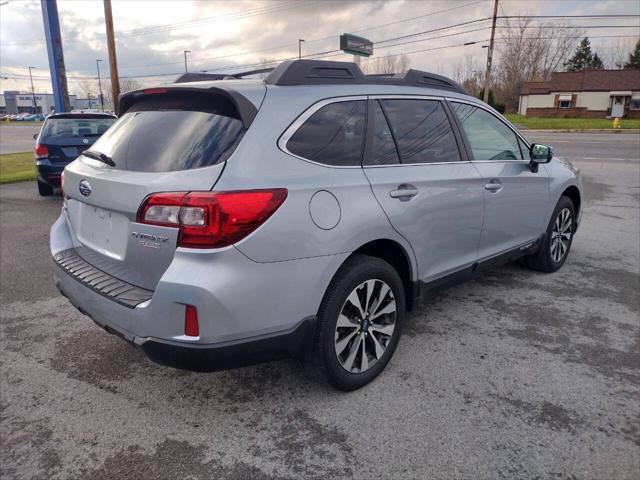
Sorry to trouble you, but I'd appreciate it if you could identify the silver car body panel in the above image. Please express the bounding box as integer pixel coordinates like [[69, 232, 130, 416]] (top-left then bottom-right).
[[51, 78, 583, 352]]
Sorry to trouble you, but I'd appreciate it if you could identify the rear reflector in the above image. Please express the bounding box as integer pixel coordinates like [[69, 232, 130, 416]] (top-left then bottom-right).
[[34, 143, 49, 158], [137, 189, 288, 249], [184, 305, 199, 337]]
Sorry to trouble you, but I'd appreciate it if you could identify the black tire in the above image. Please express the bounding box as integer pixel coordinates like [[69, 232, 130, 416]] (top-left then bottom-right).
[[526, 195, 576, 273], [314, 254, 405, 391], [37, 179, 54, 196]]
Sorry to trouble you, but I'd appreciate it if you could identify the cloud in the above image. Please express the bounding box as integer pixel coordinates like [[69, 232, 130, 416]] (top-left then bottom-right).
[[1, 0, 638, 95]]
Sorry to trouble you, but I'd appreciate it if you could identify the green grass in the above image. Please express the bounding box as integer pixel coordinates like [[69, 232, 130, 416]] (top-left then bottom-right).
[[0, 152, 36, 184], [0, 121, 43, 126], [505, 114, 640, 130]]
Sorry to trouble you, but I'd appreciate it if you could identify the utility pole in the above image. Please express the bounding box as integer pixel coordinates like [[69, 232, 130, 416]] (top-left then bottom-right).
[[184, 50, 191, 72], [96, 59, 104, 111], [28, 66, 37, 113], [103, 0, 120, 113], [298, 39, 304, 59], [483, 0, 499, 104]]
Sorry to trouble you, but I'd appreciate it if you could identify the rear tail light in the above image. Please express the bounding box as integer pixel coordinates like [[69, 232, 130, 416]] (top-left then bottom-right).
[[34, 143, 49, 158], [137, 189, 288, 248], [184, 305, 199, 337]]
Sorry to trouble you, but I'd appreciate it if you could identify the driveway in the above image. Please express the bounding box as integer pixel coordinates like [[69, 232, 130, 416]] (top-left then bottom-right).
[[1, 132, 638, 479]]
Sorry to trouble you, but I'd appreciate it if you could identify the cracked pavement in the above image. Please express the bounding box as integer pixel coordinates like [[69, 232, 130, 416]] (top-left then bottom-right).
[[1, 132, 639, 479]]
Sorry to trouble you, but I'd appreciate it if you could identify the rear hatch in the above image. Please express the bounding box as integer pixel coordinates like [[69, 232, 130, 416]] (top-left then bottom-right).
[[61, 87, 261, 290], [39, 115, 116, 164]]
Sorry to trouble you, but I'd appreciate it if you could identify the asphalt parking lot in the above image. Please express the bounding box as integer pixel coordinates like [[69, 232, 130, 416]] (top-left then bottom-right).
[[1, 132, 639, 479], [0, 124, 42, 154]]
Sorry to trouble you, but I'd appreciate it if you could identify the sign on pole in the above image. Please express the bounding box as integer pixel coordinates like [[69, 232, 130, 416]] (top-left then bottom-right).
[[340, 34, 373, 57]]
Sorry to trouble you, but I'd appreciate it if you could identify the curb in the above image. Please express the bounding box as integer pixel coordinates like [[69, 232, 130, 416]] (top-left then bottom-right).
[[516, 128, 640, 134]]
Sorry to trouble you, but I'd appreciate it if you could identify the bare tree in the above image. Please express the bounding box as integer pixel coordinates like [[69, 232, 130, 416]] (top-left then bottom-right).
[[102, 78, 142, 107], [601, 38, 637, 69], [75, 79, 96, 98], [362, 54, 410, 75], [119, 78, 142, 93], [256, 57, 278, 79], [452, 54, 483, 96], [495, 17, 583, 112]]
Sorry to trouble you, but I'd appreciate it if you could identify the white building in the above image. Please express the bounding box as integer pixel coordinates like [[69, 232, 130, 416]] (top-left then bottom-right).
[[0, 91, 82, 114], [519, 70, 640, 119]]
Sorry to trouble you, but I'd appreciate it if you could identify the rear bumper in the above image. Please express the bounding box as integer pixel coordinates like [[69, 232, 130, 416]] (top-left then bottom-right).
[[56, 276, 315, 371], [51, 211, 346, 371], [37, 162, 66, 185], [140, 317, 316, 371]]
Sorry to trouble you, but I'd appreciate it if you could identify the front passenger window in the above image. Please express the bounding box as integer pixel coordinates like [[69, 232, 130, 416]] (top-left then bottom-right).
[[451, 103, 523, 161]]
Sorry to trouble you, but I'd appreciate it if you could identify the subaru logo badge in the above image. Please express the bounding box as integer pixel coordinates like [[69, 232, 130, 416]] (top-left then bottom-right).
[[79, 179, 92, 197], [82, 138, 89, 144]]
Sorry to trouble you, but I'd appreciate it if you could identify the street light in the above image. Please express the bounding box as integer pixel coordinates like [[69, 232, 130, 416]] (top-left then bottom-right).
[[184, 50, 191, 73], [96, 59, 104, 112], [298, 39, 305, 60], [27, 66, 37, 114]]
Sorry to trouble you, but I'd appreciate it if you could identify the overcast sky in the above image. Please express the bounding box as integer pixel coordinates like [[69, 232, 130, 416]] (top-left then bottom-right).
[[1, 0, 639, 96]]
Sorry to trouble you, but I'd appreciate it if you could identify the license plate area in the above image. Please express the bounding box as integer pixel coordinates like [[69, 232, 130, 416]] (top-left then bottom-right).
[[70, 201, 129, 259]]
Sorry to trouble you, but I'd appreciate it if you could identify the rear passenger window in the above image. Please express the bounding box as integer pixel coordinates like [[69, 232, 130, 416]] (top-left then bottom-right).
[[451, 103, 524, 160], [380, 99, 461, 164], [286, 100, 366, 166], [365, 101, 400, 166]]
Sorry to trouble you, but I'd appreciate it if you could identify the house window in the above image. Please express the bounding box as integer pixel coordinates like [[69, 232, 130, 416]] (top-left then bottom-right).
[[630, 96, 640, 110], [557, 94, 572, 109]]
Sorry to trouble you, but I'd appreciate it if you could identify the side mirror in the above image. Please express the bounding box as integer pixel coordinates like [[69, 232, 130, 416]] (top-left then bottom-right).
[[33, 133, 38, 140], [529, 143, 553, 172]]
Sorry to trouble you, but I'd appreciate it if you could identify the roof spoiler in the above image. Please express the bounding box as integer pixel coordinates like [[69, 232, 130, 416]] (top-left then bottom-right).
[[117, 86, 258, 128]]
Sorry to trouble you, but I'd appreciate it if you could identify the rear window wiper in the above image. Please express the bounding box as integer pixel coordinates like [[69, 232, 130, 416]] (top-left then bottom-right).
[[83, 150, 115, 167]]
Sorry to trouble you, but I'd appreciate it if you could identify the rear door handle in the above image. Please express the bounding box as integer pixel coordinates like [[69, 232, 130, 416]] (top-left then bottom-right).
[[390, 185, 419, 199], [484, 180, 502, 192]]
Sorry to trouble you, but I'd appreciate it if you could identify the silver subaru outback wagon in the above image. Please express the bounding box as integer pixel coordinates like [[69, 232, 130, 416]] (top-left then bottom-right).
[[51, 60, 582, 390]]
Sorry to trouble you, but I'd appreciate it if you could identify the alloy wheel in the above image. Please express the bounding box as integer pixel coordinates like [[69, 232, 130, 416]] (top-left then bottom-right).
[[550, 207, 572, 263], [334, 279, 396, 373]]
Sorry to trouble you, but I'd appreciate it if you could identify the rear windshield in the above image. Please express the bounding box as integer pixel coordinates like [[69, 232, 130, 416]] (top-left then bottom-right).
[[42, 117, 116, 138], [88, 92, 246, 172]]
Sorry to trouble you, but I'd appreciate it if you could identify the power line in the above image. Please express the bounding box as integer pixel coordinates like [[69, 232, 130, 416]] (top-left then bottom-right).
[[4, 0, 489, 71], [0, 1, 304, 46], [3, 30, 638, 84]]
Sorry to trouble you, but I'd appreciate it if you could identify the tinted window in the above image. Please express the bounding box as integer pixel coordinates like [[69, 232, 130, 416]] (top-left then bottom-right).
[[381, 99, 461, 164], [89, 93, 245, 172], [452, 103, 523, 160], [286, 100, 366, 166], [41, 117, 116, 138], [365, 101, 400, 166]]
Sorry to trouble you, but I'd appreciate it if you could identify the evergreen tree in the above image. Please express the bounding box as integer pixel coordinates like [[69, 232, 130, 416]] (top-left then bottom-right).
[[623, 40, 640, 69], [565, 37, 595, 71], [590, 53, 604, 70]]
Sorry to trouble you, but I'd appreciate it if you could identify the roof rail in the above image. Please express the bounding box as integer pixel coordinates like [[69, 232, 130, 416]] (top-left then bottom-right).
[[174, 67, 275, 84], [264, 59, 467, 94]]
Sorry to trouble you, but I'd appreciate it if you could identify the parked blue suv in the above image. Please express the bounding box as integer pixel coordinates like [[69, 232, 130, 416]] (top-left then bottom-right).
[[34, 112, 116, 195]]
